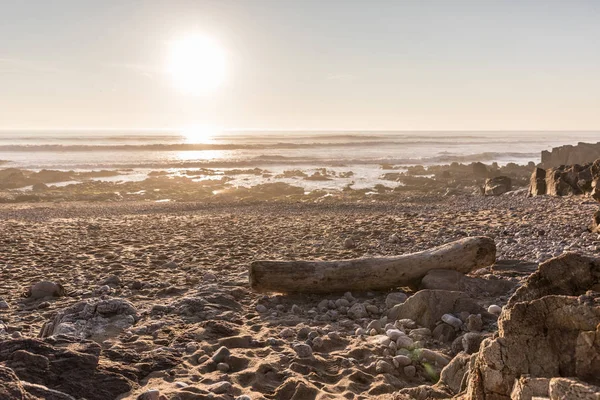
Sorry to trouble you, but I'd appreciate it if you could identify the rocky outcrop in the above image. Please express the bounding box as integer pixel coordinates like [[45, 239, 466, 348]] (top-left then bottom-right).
[[460, 253, 600, 399], [528, 159, 600, 197], [39, 298, 139, 342], [541, 142, 600, 168]]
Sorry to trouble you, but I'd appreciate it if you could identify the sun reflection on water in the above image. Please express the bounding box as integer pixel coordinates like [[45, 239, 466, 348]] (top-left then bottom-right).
[[176, 150, 223, 161]]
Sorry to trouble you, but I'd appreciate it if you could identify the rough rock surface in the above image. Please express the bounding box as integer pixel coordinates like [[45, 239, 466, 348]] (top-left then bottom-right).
[[39, 298, 139, 341], [484, 176, 511, 196], [388, 290, 487, 329], [461, 253, 600, 399], [420, 269, 516, 297]]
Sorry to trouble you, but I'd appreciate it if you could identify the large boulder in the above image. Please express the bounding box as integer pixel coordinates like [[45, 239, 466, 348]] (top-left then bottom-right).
[[461, 253, 600, 399], [528, 167, 546, 196], [388, 290, 487, 329], [484, 176, 511, 196], [39, 298, 139, 342]]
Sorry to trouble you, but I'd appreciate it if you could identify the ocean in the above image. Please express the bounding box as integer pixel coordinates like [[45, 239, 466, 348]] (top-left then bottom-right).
[[1, 130, 599, 190]]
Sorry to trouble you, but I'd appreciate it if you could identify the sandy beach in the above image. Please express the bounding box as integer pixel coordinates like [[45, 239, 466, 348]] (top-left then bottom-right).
[[1, 193, 598, 399]]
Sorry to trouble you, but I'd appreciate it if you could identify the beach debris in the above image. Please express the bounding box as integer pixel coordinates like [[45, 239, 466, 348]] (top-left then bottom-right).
[[249, 236, 496, 293]]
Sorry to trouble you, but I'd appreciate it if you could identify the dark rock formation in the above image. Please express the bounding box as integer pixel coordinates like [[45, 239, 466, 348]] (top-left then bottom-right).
[[529, 159, 600, 197]]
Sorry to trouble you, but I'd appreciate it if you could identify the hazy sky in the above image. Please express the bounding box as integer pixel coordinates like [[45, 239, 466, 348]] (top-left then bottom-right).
[[1, 0, 599, 130]]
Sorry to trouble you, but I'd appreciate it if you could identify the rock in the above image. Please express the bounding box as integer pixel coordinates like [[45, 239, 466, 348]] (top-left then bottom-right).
[[404, 365, 416, 378], [393, 355, 412, 368], [419, 348, 451, 367], [396, 335, 415, 350], [208, 381, 232, 394], [484, 176, 512, 196], [293, 343, 313, 358], [461, 332, 485, 354], [385, 329, 405, 341], [487, 304, 502, 315], [26, 281, 67, 299], [385, 292, 407, 308], [366, 320, 383, 334], [212, 346, 230, 363], [528, 167, 547, 196], [375, 360, 394, 374], [343, 237, 355, 249], [437, 352, 471, 395], [472, 162, 488, 178], [441, 314, 463, 329], [255, 304, 267, 313], [549, 377, 600, 400], [389, 290, 485, 329], [0, 299, 9, 310], [432, 323, 456, 343], [510, 376, 550, 400], [462, 253, 600, 399], [347, 303, 368, 319], [39, 298, 139, 342], [101, 275, 121, 287], [0, 366, 31, 399], [217, 362, 230, 372], [466, 314, 483, 332], [420, 269, 516, 297]]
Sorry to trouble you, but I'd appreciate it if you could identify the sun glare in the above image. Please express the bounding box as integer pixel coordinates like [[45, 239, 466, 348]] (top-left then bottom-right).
[[168, 35, 226, 95], [181, 125, 217, 143]]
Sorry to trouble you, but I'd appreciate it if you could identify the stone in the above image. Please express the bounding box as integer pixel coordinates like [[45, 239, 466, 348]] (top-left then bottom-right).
[[393, 355, 412, 368], [0, 299, 9, 309], [255, 304, 267, 313], [366, 320, 383, 334], [529, 167, 547, 196], [462, 253, 600, 399], [279, 328, 294, 338], [420, 269, 516, 297], [484, 176, 512, 196], [217, 362, 230, 372], [375, 360, 394, 374], [461, 332, 484, 354], [348, 303, 368, 319], [343, 237, 355, 249], [404, 365, 416, 378], [212, 346, 230, 363], [441, 314, 463, 329], [466, 314, 483, 332], [396, 335, 414, 349], [293, 343, 313, 358], [549, 377, 600, 400], [390, 290, 485, 329], [487, 304, 502, 315], [432, 323, 456, 343], [437, 352, 471, 395], [419, 348, 451, 367], [386, 329, 405, 341], [26, 281, 66, 299], [208, 381, 232, 394], [510, 376, 550, 400], [385, 292, 407, 309], [39, 298, 139, 342]]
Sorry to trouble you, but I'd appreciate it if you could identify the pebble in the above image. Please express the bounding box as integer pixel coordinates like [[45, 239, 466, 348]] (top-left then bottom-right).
[[375, 360, 394, 374], [466, 314, 483, 332], [347, 303, 368, 319], [217, 362, 230, 372], [174, 382, 188, 388], [396, 319, 417, 329], [432, 323, 456, 343], [365, 304, 379, 314], [366, 320, 382, 333], [392, 355, 412, 368], [297, 326, 311, 339], [441, 313, 463, 329], [335, 298, 350, 308], [293, 343, 313, 358], [355, 328, 367, 336], [385, 329, 405, 341], [343, 237, 355, 249], [291, 304, 302, 314], [396, 335, 414, 349], [212, 346, 230, 363], [236, 396, 252, 400], [0, 299, 9, 309], [488, 304, 502, 315], [256, 304, 268, 313], [279, 328, 295, 338], [404, 365, 416, 378], [203, 273, 217, 282]]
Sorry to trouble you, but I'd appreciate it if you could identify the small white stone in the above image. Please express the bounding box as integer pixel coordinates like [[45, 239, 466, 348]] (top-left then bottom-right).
[[488, 304, 502, 315], [441, 314, 463, 329], [385, 329, 406, 341]]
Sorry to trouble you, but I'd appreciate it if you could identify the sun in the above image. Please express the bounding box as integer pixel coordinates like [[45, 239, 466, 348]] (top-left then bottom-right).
[[180, 125, 217, 144], [168, 35, 226, 95]]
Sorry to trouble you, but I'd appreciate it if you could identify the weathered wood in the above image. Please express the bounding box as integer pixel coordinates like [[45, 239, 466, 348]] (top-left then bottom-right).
[[249, 236, 496, 293]]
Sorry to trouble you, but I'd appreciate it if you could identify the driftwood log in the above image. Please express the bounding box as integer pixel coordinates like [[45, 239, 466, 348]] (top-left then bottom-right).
[[249, 236, 496, 293]]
